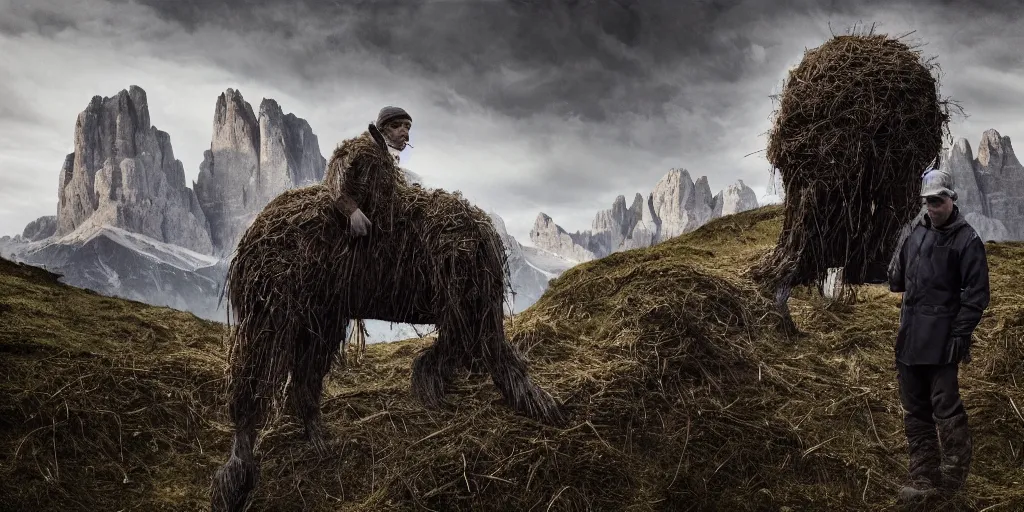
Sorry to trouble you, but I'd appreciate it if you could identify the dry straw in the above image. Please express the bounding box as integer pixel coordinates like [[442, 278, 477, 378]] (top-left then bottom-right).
[[2, 208, 1023, 511], [748, 25, 958, 331], [209, 126, 564, 511]]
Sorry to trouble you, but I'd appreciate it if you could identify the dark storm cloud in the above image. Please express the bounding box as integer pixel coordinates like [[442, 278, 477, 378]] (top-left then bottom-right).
[[0, 3, 77, 37], [120, 0, 1024, 232], [112, 0, 1020, 148], [3, 0, 1023, 240], [121, 0, 871, 122], [16, 0, 1024, 123]]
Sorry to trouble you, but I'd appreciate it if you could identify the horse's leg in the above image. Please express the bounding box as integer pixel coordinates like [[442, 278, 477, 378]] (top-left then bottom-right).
[[472, 239, 566, 426], [289, 321, 344, 456], [210, 425, 258, 512], [410, 316, 464, 409], [478, 305, 566, 427], [409, 237, 475, 406], [212, 319, 290, 512]]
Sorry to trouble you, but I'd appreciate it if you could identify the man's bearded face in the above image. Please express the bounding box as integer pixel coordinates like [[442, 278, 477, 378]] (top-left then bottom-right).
[[384, 119, 411, 149]]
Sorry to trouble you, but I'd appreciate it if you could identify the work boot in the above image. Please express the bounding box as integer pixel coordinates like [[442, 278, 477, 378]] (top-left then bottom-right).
[[898, 414, 942, 504], [935, 411, 972, 493]]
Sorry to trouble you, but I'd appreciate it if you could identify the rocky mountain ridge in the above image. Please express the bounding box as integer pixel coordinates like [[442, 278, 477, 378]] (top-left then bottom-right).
[[2, 85, 572, 342], [194, 89, 327, 256], [5, 85, 326, 323], [530, 169, 760, 262], [56, 86, 214, 254], [940, 129, 1024, 241], [8, 84, 1021, 339]]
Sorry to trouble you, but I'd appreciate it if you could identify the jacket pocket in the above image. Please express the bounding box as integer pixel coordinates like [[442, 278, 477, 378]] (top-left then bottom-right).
[[906, 308, 955, 364]]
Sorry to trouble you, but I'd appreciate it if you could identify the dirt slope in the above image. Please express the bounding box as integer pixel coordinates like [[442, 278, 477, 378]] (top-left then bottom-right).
[[1, 205, 1022, 511]]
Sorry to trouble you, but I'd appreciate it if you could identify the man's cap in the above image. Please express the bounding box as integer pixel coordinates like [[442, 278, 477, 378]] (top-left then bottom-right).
[[375, 106, 411, 130], [921, 168, 957, 200]]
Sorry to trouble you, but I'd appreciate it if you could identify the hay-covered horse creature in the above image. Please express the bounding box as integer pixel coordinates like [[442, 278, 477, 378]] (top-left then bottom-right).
[[748, 26, 953, 333], [210, 124, 565, 512]]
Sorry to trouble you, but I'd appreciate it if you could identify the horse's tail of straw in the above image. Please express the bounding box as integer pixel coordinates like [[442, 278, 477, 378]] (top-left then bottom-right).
[[343, 319, 368, 363]]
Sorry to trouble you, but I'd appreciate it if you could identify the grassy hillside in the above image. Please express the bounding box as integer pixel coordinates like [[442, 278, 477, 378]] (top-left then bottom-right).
[[1, 205, 1022, 511]]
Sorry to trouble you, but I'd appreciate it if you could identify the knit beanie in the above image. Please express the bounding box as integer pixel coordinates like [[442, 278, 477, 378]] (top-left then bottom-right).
[[375, 106, 411, 130]]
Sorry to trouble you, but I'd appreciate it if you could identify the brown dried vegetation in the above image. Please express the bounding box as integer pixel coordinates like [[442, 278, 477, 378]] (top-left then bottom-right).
[[2, 204, 1022, 511], [750, 26, 959, 329]]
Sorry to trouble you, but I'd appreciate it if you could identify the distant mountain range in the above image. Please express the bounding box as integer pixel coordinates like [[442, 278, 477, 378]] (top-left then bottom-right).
[[3, 85, 1021, 340], [529, 170, 761, 262], [0, 85, 571, 342]]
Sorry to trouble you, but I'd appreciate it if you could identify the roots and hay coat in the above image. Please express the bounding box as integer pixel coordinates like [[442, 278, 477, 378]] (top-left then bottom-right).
[[748, 27, 954, 331], [210, 126, 564, 511]]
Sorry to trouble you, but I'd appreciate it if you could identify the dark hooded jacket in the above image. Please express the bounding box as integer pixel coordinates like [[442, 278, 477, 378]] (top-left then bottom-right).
[[888, 206, 990, 365]]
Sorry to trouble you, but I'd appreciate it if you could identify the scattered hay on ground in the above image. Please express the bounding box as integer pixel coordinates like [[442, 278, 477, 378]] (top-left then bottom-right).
[[0, 257, 227, 511], [749, 25, 958, 329], [2, 205, 1023, 511]]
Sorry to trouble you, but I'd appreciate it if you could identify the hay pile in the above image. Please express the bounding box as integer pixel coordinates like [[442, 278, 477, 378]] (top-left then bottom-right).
[[751, 27, 954, 325], [214, 128, 561, 510], [2, 207, 1023, 511], [0, 258, 227, 511]]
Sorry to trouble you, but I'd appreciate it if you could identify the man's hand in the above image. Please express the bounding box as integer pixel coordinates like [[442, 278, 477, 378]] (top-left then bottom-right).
[[349, 209, 371, 236], [952, 335, 972, 364]]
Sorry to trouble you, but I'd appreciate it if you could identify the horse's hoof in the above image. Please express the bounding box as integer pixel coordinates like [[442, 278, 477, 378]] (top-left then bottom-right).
[[305, 424, 331, 457], [211, 455, 259, 512], [411, 355, 451, 410]]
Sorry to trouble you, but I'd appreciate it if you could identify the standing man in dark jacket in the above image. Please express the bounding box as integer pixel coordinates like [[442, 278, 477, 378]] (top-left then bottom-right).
[[888, 168, 990, 503]]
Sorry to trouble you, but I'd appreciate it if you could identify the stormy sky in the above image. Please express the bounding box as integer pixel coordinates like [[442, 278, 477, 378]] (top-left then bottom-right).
[[1, 0, 1022, 244]]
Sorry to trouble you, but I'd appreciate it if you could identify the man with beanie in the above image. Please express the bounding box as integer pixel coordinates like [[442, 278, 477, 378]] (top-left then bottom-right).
[[376, 106, 412, 154], [324, 106, 414, 237], [888, 168, 990, 503]]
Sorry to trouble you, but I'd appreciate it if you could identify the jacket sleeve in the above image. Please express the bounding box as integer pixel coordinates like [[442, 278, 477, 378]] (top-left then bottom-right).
[[888, 232, 908, 293], [951, 232, 990, 339], [334, 191, 359, 217], [325, 151, 363, 217]]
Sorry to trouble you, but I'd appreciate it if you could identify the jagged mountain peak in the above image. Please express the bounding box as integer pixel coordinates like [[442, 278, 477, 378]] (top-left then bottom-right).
[[195, 87, 326, 256], [532, 167, 759, 260], [56, 85, 213, 253]]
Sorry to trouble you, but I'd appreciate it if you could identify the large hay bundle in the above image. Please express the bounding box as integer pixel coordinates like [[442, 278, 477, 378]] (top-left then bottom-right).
[[750, 27, 953, 329], [210, 128, 563, 512]]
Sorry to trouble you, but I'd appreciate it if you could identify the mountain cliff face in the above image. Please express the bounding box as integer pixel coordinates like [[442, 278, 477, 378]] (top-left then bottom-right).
[[10, 85, 328, 331], [6, 84, 568, 342], [530, 169, 760, 262], [55, 86, 213, 253], [22, 216, 58, 242], [940, 129, 1024, 241], [651, 169, 717, 240], [194, 89, 327, 256], [488, 212, 569, 313], [530, 213, 599, 262], [712, 180, 760, 218]]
